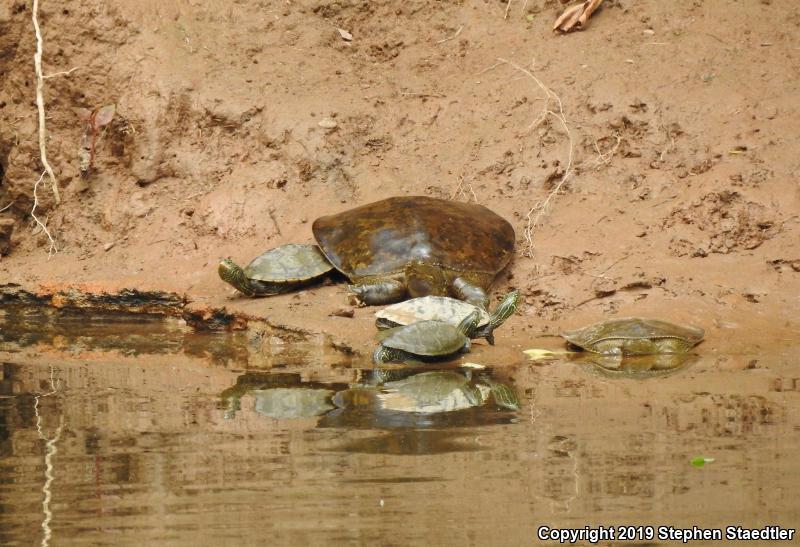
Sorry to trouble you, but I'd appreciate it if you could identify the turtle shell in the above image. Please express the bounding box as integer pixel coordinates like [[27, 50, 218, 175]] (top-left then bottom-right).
[[561, 318, 704, 355], [378, 320, 469, 357], [375, 296, 491, 329], [244, 243, 332, 283], [312, 196, 515, 279]]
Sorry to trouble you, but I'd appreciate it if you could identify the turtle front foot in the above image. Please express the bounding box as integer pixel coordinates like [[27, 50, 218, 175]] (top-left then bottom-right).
[[348, 280, 407, 306]]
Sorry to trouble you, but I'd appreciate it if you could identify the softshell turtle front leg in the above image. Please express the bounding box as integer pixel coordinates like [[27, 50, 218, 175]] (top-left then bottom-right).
[[348, 278, 407, 306]]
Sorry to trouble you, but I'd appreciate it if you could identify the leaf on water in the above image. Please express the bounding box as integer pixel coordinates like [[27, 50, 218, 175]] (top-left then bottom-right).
[[691, 456, 715, 467], [553, 0, 605, 33]]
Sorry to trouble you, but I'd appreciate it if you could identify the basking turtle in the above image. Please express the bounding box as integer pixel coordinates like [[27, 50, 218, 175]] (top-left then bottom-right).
[[373, 310, 481, 364], [561, 317, 704, 355], [312, 196, 515, 307], [375, 290, 519, 345], [218, 243, 333, 296]]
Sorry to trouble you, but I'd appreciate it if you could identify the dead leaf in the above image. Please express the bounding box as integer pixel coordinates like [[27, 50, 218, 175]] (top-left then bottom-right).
[[336, 28, 353, 41], [553, 0, 604, 33], [95, 105, 116, 127]]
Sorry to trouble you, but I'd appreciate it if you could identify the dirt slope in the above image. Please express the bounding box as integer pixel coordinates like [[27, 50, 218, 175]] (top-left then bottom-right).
[[1, 0, 798, 355]]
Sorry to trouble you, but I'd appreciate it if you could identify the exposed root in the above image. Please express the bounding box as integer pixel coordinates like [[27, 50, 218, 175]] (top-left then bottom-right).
[[493, 58, 575, 257], [31, 171, 58, 257], [32, 0, 61, 205]]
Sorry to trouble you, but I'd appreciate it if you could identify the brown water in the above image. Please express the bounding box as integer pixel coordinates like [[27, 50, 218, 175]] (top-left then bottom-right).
[[1, 309, 798, 546]]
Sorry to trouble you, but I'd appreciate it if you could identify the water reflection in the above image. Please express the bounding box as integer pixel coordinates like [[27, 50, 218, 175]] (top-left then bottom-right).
[[0, 319, 798, 545], [219, 368, 520, 437]]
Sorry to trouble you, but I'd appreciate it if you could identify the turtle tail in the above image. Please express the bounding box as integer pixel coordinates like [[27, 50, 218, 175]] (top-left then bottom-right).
[[218, 259, 255, 296]]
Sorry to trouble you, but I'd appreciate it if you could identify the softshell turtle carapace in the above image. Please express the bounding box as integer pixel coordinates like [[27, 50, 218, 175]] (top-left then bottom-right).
[[561, 317, 705, 355], [312, 196, 515, 307]]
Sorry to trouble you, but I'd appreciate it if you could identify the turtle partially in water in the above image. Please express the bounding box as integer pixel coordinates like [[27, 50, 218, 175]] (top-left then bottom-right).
[[375, 290, 519, 345], [561, 317, 704, 355], [312, 196, 515, 307], [218, 243, 333, 296], [372, 309, 481, 364]]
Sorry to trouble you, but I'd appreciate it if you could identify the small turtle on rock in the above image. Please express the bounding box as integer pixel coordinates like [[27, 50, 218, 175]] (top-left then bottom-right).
[[372, 310, 481, 364], [375, 290, 519, 345], [561, 317, 704, 355], [218, 243, 333, 296]]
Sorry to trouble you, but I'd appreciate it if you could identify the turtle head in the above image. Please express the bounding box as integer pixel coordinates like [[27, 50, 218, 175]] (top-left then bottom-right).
[[490, 290, 520, 327], [218, 258, 254, 296], [456, 309, 482, 338], [475, 290, 520, 345]]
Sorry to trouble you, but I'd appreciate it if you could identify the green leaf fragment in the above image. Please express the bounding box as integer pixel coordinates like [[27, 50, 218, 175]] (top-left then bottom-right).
[[691, 456, 715, 467]]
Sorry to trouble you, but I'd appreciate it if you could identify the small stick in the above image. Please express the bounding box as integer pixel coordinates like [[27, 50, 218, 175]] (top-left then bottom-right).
[[42, 66, 80, 79], [32, 0, 61, 204], [0, 201, 13, 213], [436, 25, 463, 44]]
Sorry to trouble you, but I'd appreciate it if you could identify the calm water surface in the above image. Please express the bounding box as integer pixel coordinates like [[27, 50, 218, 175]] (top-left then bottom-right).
[[0, 309, 798, 545]]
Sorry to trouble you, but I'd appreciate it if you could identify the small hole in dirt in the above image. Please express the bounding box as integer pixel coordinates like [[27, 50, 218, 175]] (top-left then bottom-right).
[[62, 9, 69, 15]]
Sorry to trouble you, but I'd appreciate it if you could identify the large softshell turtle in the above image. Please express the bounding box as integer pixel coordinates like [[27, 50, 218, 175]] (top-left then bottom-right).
[[218, 243, 333, 296], [561, 318, 704, 355], [312, 196, 515, 307]]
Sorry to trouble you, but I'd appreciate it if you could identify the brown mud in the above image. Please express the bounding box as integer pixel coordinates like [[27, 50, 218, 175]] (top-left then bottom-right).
[[1, 0, 799, 356]]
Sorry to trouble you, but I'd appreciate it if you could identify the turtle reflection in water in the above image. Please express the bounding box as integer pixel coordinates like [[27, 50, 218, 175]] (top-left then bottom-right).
[[574, 352, 698, 378], [375, 290, 520, 345], [372, 310, 481, 364], [334, 370, 520, 414], [220, 372, 346, 420], [561, 317, 704, 356]]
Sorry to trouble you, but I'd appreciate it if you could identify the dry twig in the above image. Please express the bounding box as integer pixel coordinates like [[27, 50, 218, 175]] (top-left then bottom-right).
[[553, 0, 604, 33], [492, 58, 575, 257], [450, 173, 478, 202]]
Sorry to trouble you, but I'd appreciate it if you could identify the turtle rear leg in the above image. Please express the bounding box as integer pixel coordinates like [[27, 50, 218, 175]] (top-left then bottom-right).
[[348, 279, 407, 306], [452, 277, 489, 308], [373, 344, 417, 364]]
